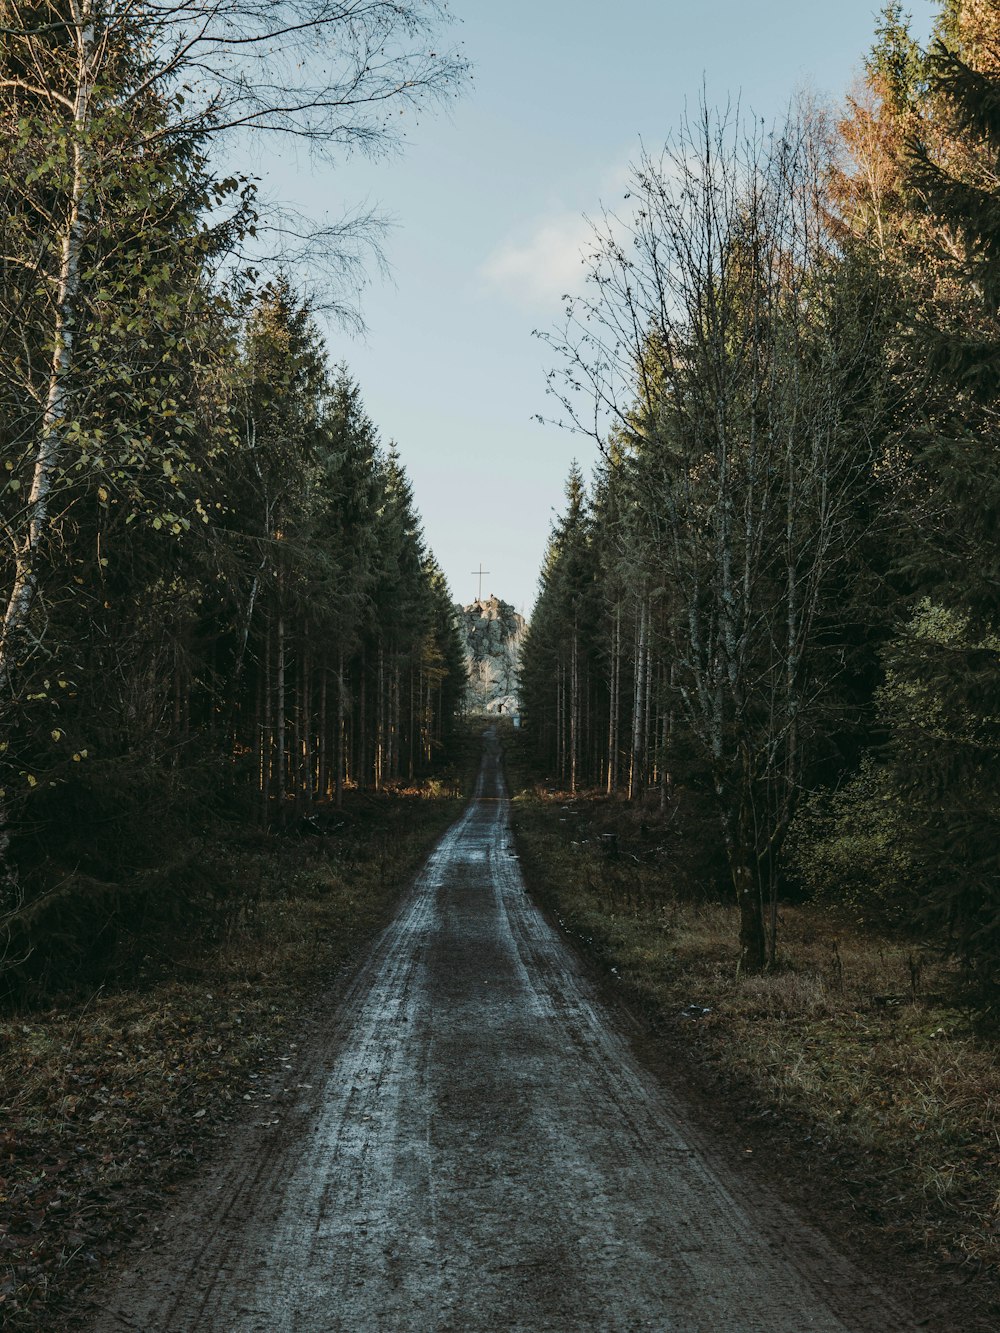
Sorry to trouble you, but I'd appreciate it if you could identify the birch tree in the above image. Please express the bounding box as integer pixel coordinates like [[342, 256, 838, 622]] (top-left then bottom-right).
[[0, 0, 466, 687]]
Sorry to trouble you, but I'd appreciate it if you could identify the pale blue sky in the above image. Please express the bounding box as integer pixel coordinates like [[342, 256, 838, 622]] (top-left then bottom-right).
[[253, 1, 935, 615]]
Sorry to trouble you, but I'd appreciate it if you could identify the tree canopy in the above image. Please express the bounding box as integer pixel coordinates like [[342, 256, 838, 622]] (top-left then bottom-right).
[[522, 1, 1000, 984]]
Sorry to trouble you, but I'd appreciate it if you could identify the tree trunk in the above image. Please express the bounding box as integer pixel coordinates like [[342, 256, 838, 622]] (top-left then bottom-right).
[[335, 647, 345, 809], [408, 666, 415, 781], [390, 663, 400, 782], [660, 663, 675, 815], [318, 656, 328, 799], [0, 11, 95, 684], [629, 598, 648, 800], [375, 644, 384, 790], [731, 765, 765, 971], [570, 627, 578, 795], [643, 623, 654, 791], [261, 614, 273, 824], [230, 572, 260, 731], [358, 652, 367, 790], [608, 605, 620, 795], [276, 612, 286, 815], [734, 848, 766, 973], [297, 642, 310, 812]]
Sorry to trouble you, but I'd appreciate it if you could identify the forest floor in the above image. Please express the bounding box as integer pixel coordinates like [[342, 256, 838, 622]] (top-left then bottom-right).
[[5, 725, 995, 1330], [0, 737, 479, 1330], [503, 729, 1000, 1333]]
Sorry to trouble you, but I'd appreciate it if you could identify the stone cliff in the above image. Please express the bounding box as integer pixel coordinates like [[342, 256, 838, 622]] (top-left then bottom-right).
[[457, 594, 526, 715]]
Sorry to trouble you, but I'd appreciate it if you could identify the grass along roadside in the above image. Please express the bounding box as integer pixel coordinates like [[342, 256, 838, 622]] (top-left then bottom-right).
[[0, 753, 476, 1330], [502, 729, 1000, 1332]]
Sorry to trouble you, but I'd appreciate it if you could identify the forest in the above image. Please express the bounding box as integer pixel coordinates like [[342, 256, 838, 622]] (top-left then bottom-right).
[[3, 0, 1000, 1327], [522, 0, 1000, 985], [0, 0, 469, 1004]]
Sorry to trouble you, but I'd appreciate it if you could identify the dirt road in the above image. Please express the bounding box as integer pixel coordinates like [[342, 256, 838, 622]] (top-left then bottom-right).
[[94, 731, 910, 1331]]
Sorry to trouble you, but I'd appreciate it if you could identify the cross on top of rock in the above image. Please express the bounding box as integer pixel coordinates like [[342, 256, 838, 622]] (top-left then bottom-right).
[[471, 564, 491, 601]]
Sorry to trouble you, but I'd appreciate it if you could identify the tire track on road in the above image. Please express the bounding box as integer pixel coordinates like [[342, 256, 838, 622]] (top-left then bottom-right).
[[94, 730, 913, 1332]]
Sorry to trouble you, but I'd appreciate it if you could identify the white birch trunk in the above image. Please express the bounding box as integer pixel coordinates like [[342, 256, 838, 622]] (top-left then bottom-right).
[[0, 6, 95, 683]]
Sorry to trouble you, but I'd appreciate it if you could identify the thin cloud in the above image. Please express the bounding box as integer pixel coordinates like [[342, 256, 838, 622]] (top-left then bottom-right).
[[477, 150, 644, 314], [479, 211, 596, 312]]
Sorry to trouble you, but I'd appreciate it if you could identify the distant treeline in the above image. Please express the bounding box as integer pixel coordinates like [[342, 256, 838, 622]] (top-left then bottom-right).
[[522, 2, 1000, 982]]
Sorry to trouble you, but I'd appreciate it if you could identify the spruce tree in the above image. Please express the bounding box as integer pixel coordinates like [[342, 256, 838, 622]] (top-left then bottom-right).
[[904, 6, 1000, 604], [889, 3, 1000, 975], [521, 463, 598, 790]]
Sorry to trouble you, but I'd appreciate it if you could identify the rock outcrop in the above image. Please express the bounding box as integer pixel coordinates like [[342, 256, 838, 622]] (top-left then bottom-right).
[[457, 595, 526, 715]]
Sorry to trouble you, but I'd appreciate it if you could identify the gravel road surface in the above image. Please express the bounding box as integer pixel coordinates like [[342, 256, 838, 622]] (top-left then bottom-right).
[[94, 730, 912, 1332]]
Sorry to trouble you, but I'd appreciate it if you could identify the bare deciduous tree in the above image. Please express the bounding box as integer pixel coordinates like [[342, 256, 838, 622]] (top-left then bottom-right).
[[542, 102, 892, 968]]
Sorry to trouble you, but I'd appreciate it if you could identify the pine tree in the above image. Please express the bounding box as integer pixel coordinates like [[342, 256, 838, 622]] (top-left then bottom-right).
[[521, 463, 602, 795]]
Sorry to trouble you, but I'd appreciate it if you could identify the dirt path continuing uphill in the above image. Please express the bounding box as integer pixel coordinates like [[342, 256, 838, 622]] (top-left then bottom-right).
[[93, 730, 912, 1333]]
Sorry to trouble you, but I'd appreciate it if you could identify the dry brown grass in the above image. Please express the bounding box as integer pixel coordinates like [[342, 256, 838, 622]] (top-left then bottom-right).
[[507, 759, 1000, 1308], [0, 780, 471, 1329]]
